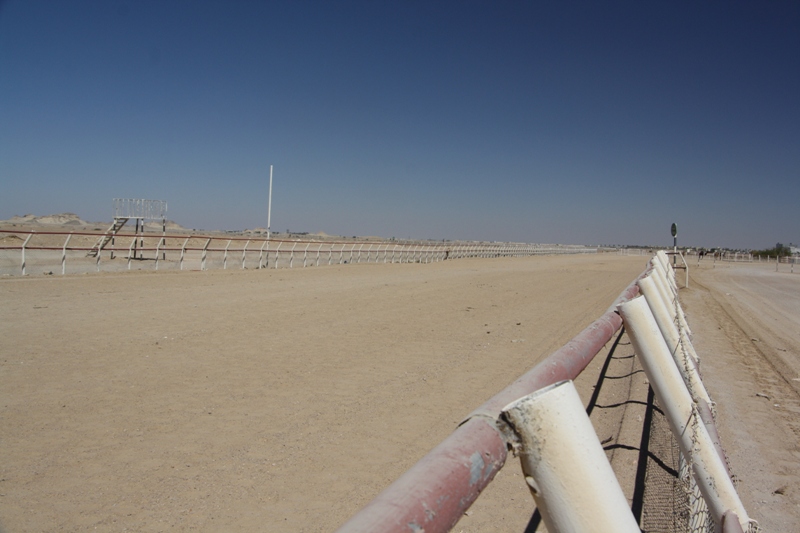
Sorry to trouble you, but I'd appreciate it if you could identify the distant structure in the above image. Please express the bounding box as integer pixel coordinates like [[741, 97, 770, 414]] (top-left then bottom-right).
[[88, 198, 167, 258], [114, 198, 167, 222]]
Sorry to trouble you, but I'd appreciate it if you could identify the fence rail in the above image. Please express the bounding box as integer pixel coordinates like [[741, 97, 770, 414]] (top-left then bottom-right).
[[335, 253, 755, 533], [622, 248, 800, 269], [0, 228, 598, 276], [335, 273, 644, 533]]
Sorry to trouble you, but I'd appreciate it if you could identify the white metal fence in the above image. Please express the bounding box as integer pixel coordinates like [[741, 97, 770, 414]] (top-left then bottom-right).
[[620, 251, 757, 533], [0, 229, 598, 276]]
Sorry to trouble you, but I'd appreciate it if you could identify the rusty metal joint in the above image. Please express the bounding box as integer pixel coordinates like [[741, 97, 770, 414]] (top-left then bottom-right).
[[459, 411, 522, 458]]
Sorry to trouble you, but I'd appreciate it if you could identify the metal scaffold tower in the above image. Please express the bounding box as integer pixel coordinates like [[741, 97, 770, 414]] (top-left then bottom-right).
[[88, 198, 168, 258]]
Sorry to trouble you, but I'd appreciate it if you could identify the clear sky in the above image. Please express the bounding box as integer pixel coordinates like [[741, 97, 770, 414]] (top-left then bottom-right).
[[1, 1, 798, 249]]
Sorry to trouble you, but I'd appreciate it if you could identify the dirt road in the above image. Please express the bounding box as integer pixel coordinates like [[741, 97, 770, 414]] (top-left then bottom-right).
[[681, 260, 800, 531]]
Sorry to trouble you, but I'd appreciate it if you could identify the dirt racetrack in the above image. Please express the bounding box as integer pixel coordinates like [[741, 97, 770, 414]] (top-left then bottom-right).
[[681, 259, 800, 531], [1, 254, 798, 531]]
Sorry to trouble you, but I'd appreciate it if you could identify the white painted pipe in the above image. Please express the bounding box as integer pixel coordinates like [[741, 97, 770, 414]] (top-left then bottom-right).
[[258, 240, 267, 269], [648, 259, 691, 346], [653, 256, 680, 301], [638, 275, 707, 398], [501, 380, 641, 533], [180, 237, 190, 270], [619, 296, 751, 532], [267, 164, 273, 240], [655, 250, 670, 280], [223, 239, 231, 269], [638, 275, 731, 466], [650, 260, 692, 338], [655, 248, 667, 267], [61, 233, 72, 275], [649, 262, 677, 310], [651, 257, 677, 296], [21, 233, 33, 275], [274, 242, 283, 269], [656, 250, 676, 287]]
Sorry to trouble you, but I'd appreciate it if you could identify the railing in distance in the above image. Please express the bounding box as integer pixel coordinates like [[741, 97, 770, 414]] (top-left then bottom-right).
[[0, 228, 599, 276]]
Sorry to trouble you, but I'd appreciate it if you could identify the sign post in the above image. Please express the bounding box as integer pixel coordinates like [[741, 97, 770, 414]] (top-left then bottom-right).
[[671, 223, 677, 265]]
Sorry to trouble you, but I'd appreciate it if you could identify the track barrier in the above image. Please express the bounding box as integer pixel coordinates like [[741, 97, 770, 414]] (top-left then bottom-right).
[[2, 227, 756, 530], [619, 251, 756, 533], [0, 229, 597, 276], [502, 381, 642, 532], [336, 253, 756, 533], [334, 274, 644, 533]]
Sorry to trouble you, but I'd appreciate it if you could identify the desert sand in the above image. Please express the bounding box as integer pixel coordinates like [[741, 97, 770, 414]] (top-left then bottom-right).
[[1, 253, 798, 531], [681, 260, 800, 530]]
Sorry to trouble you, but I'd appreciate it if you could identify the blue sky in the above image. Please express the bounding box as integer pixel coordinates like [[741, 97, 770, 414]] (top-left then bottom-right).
[[1, 1, 798, 248]]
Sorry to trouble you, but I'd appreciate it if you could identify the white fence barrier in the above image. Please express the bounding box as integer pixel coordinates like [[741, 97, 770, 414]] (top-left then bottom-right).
[[0, 229, 598, 276], [618, 252, 756, 533], [502, 381, 642, 533]]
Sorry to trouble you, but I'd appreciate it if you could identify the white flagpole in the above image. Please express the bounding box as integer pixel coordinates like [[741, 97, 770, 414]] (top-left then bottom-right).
[[267, 165, 273, 240]]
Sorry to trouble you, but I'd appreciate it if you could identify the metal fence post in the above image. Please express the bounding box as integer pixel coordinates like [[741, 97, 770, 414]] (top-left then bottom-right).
[[155, 237, 162, 270], [21, 233, 33, 275], [502, 381, 641, 533], [202, 239, 211, 271], [274, 242, 283, 269], [619, 296, 751, 531], [180, 237, 190, 270], [60, 233, 72, 275], [258, 241, 267, 269], [223, 240, 231, 269], [127, 238, 136, 270]]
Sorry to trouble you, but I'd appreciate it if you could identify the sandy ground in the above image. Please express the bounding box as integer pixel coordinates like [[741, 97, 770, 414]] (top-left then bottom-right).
[[1, 254, 797, 531], [681, 260, 800, 531]]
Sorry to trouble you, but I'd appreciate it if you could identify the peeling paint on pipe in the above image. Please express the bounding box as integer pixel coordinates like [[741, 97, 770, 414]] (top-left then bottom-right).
[[722, 511, 746, 533], [334, 417, 507, 533], [502, 381, 641, 533]]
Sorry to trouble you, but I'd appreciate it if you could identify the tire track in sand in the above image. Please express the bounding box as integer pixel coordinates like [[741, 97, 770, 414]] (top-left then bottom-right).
[[690, 277, 800, 411], [681, 275, 800, 530]]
